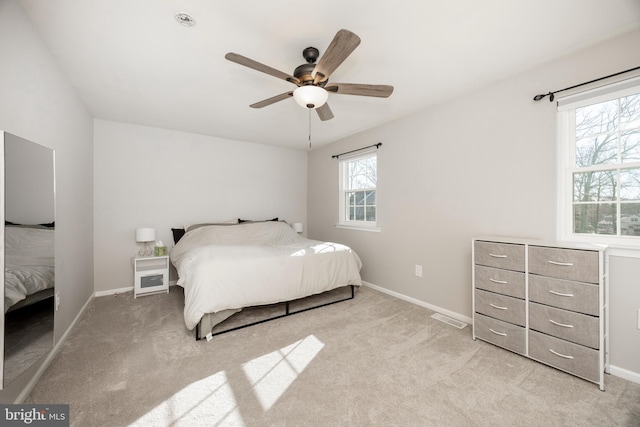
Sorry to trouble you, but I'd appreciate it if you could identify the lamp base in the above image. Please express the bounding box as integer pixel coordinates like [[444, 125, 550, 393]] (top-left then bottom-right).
[[138, 242, 154, 257]]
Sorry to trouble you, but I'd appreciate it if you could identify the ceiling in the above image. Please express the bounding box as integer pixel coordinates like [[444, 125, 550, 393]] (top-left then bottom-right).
[[19, 0, 640, 150]]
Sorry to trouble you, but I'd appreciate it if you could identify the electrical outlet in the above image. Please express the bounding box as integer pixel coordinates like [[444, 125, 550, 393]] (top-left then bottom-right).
[[415, 264, 423, 277], [55, 292, 60, 312]]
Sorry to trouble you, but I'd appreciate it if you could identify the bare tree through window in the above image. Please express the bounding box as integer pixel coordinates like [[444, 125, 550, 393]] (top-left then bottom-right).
[[346, 156, 377, 222], [573, 93, 640, 236]]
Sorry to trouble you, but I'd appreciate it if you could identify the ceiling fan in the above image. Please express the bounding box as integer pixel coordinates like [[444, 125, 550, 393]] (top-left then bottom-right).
[[225, 29, 393, 121]]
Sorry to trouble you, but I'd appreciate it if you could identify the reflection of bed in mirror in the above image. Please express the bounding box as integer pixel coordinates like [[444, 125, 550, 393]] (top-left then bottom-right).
[[1, 131, 56, 389], [5, 224, 55, 314]]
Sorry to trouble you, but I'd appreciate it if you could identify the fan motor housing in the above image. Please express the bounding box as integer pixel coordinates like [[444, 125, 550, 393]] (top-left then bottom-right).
[[294, 63, 316, 84], [294, 47, 322, 85]]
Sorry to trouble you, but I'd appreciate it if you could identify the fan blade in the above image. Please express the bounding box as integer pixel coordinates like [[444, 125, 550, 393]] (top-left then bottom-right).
[[312, 29, 361, 84], [225, 53, 300, 85], [325, 83, 394, 98], [250, 91, 293, 108], [316, 103, 334, 121]]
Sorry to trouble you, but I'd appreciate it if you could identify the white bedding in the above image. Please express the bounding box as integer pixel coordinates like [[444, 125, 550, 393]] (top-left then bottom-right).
[[170, 221, 362, 330], [4, 226, 55, 313]]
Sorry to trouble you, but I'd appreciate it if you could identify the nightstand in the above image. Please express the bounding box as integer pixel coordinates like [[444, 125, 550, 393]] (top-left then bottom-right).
[[134, 255, 169, 298]]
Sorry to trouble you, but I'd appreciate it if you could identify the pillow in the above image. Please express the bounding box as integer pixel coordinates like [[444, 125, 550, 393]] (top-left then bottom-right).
[[238, 217, 278, 223], [184, 219, 238, 230], [184, 220, 240, 233], [171, 228, 186, 244], [5, 221, 54, 229]]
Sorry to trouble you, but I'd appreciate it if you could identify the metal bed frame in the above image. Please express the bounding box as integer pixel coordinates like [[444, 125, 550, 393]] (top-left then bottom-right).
[[195, 285, 355, 340]]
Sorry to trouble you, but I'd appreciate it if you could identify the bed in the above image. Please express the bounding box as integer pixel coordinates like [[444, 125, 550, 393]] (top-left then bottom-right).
[[170, 220, 363, 338], [4, 224, 55, 313]]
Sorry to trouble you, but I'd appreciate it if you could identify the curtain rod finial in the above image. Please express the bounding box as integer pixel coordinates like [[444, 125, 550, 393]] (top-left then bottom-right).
[[533, 92, 555, 102]]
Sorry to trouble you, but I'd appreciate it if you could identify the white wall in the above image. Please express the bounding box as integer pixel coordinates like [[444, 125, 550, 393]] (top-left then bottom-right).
[[93, 119, 307, 293], [0, 0, 94, 402], [308, 29, 640, 379]]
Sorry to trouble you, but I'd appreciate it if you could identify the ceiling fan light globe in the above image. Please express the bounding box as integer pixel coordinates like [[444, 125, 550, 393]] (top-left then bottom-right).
[[293, 86, 328, 109]]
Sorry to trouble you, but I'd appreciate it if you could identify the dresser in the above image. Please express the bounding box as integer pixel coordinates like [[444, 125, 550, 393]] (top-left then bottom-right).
[[472, 237, 607, 390]]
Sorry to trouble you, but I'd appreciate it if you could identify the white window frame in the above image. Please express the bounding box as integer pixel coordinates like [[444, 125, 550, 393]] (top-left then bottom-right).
[[336, 148, 381, 232], [557, 76, 640, 247]]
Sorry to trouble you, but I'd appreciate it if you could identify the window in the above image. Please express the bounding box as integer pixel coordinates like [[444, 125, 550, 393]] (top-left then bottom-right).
[[557, 78, 640, 245], [338, 149, 380, 231]]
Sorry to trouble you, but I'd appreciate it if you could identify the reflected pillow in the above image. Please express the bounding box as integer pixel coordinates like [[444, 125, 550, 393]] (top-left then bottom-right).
[[5, 220, 54, 229]]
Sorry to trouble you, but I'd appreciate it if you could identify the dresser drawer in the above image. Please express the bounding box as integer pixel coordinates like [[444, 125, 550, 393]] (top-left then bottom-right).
[[529, 330, 600, 383], [529, 275, 599, 316], [475, 289, 525, 326], [474, 241, 525, 272], [528, 246, 599, 283], [474, 313, 525, 355], [475, 265, 525, 299], [529, 302, 599, 349]]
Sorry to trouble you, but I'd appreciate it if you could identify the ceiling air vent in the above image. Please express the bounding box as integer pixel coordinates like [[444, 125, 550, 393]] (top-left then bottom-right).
[[175, 12, 195, 27]]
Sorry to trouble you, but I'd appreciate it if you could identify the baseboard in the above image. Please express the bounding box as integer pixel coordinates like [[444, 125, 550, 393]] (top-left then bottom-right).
[[95, 286, 133, 297], [95, 281, 178, 298], [608, 365, 640, 385], [362, 281, 473, 325], [15, 293, 94, 403]]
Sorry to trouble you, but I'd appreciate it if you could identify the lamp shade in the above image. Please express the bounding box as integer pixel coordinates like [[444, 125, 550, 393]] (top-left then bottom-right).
[[135, 228, 156, 242], [293, 86, 328, 109], [292, 222, 303, 233]]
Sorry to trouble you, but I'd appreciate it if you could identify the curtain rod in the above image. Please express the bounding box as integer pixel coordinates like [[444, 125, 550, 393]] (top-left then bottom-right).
[[332, 143, 382, 159], [533, 65, 640, 102]]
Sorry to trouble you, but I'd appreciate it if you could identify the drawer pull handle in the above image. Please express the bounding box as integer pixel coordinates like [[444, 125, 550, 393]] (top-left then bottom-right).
[[489, 278, 508, 284], [549, 349, 574, 359], [489, 303, 508, 310], [489, 253, 507, 258], [549, 290, 574, 297], [548, 260, 574, 267], [489, 328, 507, 337], [549, 319, 574, 328]]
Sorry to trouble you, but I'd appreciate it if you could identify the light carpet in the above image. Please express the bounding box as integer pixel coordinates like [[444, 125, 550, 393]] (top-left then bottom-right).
[[26, 286, 640, 426]]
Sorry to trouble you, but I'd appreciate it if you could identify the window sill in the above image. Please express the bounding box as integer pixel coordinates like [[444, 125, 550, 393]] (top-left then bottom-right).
[[607, 246, 640, 258], [559, 234, 640, 257], [335, 223, 381, 233], [561, 233, 640, 246]]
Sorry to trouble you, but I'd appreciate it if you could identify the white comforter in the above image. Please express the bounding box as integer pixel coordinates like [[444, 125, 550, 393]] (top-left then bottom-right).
[[170, 221, 363, 330], [4, 226, 55, 312]]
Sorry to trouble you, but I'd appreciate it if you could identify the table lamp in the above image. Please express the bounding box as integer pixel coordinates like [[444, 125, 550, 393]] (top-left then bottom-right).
[[136, 227, 156, 256]]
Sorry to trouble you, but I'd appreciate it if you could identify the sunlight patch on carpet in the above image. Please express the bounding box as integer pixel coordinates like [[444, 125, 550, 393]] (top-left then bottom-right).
[[129, 371, 243, 426], [242, 335, 324, 410]]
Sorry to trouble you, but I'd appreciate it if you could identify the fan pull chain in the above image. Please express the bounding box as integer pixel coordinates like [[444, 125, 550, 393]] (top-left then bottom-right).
[[308, 108, 312, 149]]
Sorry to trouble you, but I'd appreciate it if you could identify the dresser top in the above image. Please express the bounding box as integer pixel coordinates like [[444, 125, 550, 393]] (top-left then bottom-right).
[[473, 236, 608, 252]]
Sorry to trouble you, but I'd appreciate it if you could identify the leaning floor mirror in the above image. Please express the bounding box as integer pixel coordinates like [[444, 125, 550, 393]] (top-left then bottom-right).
[[0, 131, 55, 388]]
